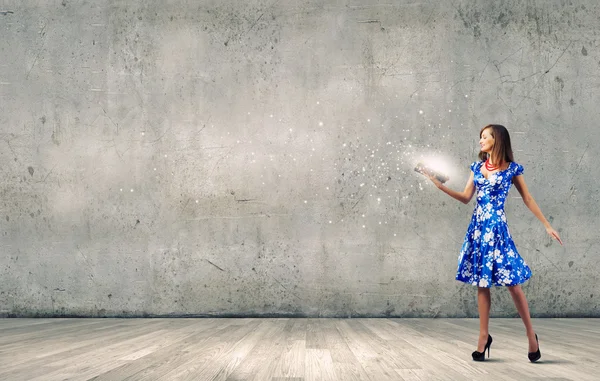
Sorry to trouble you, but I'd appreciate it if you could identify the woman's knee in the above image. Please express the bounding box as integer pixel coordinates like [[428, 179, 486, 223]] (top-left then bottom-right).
[[507, 285, 522, 295]]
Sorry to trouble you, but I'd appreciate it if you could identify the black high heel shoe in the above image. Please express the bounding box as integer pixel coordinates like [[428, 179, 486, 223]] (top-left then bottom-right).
[[528, 334, 541, 362], [472, 334, 493, 361]]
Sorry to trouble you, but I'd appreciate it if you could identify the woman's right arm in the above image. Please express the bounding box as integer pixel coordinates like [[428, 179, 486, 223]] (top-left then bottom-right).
[[428, 171, 476, 204]]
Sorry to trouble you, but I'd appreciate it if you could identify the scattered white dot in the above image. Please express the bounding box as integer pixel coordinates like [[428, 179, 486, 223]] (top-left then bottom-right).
[[130, 189, 134, 192], [318, 121, 323, 126], [304, 200, 307, 203], [120, 188, 123, 192], [419, 110, 423, 114], [270, 114, 273, 118], [195, 200, 199, 203]]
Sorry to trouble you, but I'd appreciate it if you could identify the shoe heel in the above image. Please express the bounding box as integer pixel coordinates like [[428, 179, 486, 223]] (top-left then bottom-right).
[[528, 333, 541, 362]]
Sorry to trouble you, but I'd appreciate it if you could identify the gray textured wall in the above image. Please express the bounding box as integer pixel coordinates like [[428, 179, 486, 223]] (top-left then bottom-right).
[[1, 0, 599, 318]]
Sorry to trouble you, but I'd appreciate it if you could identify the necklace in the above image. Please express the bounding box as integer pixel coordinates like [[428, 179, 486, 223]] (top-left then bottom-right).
[[485, 159, 500, 171]]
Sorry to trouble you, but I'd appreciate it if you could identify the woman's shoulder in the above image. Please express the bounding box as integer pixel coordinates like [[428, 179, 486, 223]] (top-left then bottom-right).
[[509, 161, 524, 175], [470, 161, 484, 171]]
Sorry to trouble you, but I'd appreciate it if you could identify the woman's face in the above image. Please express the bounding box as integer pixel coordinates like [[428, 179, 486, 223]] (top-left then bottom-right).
[[479, 128, 495, 154]]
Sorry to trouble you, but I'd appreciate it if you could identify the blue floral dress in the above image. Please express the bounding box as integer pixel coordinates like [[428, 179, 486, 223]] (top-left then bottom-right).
[[456, 161, 532, 287]]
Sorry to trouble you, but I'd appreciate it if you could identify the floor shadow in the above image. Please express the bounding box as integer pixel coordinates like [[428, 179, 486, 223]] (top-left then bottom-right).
[[532, 359, 575, 365]]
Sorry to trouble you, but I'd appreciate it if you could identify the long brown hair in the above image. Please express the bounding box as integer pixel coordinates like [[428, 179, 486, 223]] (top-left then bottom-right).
[[478, 124, 514, 165]]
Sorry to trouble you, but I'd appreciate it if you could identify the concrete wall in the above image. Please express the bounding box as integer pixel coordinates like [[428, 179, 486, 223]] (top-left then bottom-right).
[[1, 0, 599, 317]]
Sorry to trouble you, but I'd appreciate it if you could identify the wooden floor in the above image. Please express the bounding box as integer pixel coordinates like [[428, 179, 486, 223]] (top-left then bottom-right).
[[0, 318, 598, 381]]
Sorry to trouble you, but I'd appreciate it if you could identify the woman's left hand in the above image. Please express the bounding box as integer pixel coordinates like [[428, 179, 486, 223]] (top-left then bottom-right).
[[546, 226, 563, 246]]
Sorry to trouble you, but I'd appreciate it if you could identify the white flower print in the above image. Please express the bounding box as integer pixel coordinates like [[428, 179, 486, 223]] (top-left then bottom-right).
[[483, 231, 494, 243], [473, 229, 481, 240], [479, 278, 489, 287]]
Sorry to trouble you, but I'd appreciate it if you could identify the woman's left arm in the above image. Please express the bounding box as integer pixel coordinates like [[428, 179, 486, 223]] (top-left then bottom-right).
[[513, 175, 563, 245]]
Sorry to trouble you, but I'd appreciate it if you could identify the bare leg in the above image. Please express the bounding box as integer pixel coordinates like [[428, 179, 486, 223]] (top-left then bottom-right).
[[508, 285, 538, 352], [477, 287, 491, 351]]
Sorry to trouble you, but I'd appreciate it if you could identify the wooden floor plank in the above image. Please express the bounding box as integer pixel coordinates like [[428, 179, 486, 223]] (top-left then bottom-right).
[[0, 318, 597, 381]]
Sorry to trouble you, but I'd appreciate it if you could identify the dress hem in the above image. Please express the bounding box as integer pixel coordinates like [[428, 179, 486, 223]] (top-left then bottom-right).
[[455, 275, 531, 288]]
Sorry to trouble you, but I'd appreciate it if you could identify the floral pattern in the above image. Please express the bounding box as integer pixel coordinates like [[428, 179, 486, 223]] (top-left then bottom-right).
[[456, 161, 531, 287]]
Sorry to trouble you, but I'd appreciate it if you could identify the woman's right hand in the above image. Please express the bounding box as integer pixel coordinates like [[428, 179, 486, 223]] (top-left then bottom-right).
[[426, 173, 443, 189]]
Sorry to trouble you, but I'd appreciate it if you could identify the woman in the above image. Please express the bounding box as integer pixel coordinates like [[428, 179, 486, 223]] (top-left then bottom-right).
[[426, 124, 562, 362]]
